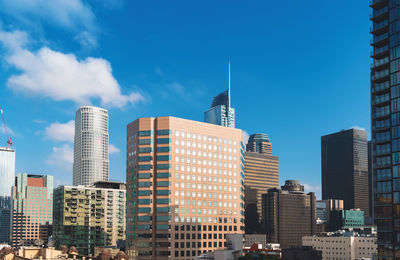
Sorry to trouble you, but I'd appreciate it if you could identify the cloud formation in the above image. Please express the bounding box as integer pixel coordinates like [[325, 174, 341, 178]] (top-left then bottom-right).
[[109, 144, 120, 154], [0, 30, 144, 108], [0, 0, 97, 46], [44, 120, 75, 142], [46, 144, 74, 165]]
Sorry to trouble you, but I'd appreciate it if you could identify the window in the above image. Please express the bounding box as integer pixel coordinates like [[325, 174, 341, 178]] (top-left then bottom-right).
[[157, 164, 170, 169], [157, 181, 170, 187], [139, 131, 152, 136], [157, 172, 170, 178], [157, 130, 170, 135], [157, 138, 171, 144], [139, 165, 152, 170], [157, 147, 170, 152], [157, 155, 171, 161], [139, 147, 152, 153], [139, 156, 152, 162], [139, 139, 152, 145], [157, 207, 171, 213]]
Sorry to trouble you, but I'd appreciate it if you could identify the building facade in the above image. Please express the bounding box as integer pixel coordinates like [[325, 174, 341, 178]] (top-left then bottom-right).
[[126, 116, 245, 260], [316, 199, 344, 222], [53, 181, 126, 256], [329, 209, 365, 232], [10, 174, 53, 247], [262, 180, 316, 249], [244, 133, 279, 234], [204, 63, 235, 128], [0, 147, 15, 197], [0, 196, 11, 243], [302, 232, 377, 260], [73, 106, 109, 186], [246, 133, 272, 155], [321, 129, 369, 215]]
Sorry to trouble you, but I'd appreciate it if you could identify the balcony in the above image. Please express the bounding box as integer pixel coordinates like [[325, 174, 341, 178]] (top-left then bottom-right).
[[373, 109, 390, 119], [371, 56, 389, 70], [371, 69, 389, 82], [370, 32, 389, 47], [372, 94, 390, 105], [372, 81, 389, 94], [370, 6, 389, 22], [371, 20, 389, 35], [371, 45, 389, 59], [370, 0, 389, 8]]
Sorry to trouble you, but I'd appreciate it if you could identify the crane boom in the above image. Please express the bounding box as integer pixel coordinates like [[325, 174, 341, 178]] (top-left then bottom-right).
[[0, 107, 12, 148]]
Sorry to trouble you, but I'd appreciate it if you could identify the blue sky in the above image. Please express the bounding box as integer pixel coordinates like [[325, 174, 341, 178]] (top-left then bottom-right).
[[0, 0, 370, 198]]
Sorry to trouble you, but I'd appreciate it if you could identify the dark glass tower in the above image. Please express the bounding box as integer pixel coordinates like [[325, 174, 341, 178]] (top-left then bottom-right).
[[321, 129, 369, 215], [370, 0, 398, 258]]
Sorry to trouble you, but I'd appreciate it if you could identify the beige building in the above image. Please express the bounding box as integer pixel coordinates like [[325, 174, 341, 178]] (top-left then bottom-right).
[[302, 232, 377, 260], [126, 117, 245, 260]]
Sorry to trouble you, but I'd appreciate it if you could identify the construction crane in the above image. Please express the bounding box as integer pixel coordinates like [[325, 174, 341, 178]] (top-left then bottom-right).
[[0, 107, 12, 148]]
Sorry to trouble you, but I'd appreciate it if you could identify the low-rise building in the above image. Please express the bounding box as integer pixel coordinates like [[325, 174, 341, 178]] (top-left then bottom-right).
[[244, 234, 267, 248], [302, 231, 377, 260]]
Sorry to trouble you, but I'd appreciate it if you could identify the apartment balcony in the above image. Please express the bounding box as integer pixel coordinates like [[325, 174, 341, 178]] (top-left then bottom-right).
[[371, 69, 389, 82], [372, 95, 390, 106], [370, 20, 389, 35], [373, 109, 390, 119], [370, 0, 389, 8], [373, 124, 391, 132], [372, 81, 390, 94], [370, 6, 389, 22], [370, 32, 389, 47], [371, 56, 389, 71], [371, 45, 389, 59]]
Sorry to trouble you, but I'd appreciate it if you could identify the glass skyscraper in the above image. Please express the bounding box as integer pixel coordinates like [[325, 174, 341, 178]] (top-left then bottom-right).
[[73, 106, 109, 186], [0, 147, 15, 197], [370, 0, 400, 257], [204, 62, 235, 128]]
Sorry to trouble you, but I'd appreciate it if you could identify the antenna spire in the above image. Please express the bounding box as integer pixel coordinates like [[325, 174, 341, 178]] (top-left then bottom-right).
[[228, 60, 231, 109]]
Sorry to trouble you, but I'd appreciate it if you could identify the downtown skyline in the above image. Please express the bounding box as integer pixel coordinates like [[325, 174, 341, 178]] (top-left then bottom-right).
[[0, 0, 371, 199]]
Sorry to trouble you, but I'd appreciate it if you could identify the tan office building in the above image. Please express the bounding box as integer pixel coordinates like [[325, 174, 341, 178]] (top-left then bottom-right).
[[126, 117, 245, 260]]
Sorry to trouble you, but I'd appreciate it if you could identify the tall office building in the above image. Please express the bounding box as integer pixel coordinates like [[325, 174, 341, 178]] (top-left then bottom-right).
[[316, 199, 344, 223], [368, 141, 373, 219], [244, 133, 279, 234], [73, 106, 109, 186], [126, 117, 245, 260], [204, 62, 235, 128], [246, 133, 272, 155], [0, 147, 15, 243], [370, 1, 400, 257], [262, 180, 316, 249], [321, 129, 369, 215], [53, 181, 126, 256], [11, 173, 53, 247]]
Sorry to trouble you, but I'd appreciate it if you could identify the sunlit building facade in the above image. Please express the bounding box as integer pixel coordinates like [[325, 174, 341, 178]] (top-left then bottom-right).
[[126, 117, 245, 260]]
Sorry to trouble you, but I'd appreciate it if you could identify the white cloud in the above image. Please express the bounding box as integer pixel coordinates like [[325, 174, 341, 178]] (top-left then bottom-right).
[[44, 120, 75, 142], [46, 144, 74, 166], [0, 30, 29, 51], [242, 131, 250, 145], [0, 31, 144, 108], [0, 0, 97, 46], [109, 144, 120, 154]]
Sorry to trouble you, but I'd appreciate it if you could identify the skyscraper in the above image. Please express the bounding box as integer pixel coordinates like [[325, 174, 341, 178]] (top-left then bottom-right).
[[0, 147, 15, 197], [53, 181, 126, 256], [321, 129, 369, 215], [11, 173, 53, 247], [73, 106, 109, 186], [126, 116, 245, 260], [204, 62, 235, 128], [246, 133, 272, 155], [370, 1, 396, 256], [262, 180, 316, 248], [0, 146, 15, 243], [244, 133, 279, 234]]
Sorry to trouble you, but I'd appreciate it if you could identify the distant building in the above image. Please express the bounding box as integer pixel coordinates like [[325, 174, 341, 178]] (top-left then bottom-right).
[[126, 116, 245, 260], [244, 234, 267, 248], [0, 196, 11, 243], [11, 174, 53, 247], [329, 209, 365, 232], [367, 140, 373, 219], [281, 246, 322, 260], [316, 199, 344, 222], [246, 133, 272, 155], [0, 147, 15, 197], [321, 129, 369, 215], [73, 106, 109, 186], [302, 231, 377, 260], [244, 133, 279, 234], [53, 181, 126, 256], [262, 180, 316, 248], [204, 62, 235, 128]]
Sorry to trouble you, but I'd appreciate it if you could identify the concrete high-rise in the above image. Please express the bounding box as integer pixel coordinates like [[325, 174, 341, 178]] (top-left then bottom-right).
[[126, 116, 245, 260], [53, 181, 126, 256], [11, 173, 53, 247], [244, 133, 279, 234], [246, 133, 272, 155], [321, 129, 369, 215], [73, 106, 109, 186], [262, 180, 316, 249], [204, 62, 235, 128]]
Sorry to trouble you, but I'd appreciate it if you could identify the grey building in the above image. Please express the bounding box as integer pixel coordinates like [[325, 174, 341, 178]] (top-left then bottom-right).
[[0, 196, 11, 243], [321, 129, 369, 215], [204, 62, 235, 128], [0, 147, 15, 244], [73, 106, 109, 186], [262, 180, 316, 249]]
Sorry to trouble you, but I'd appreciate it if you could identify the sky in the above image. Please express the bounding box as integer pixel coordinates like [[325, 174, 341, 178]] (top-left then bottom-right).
[[0, 0, 371, 199]]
